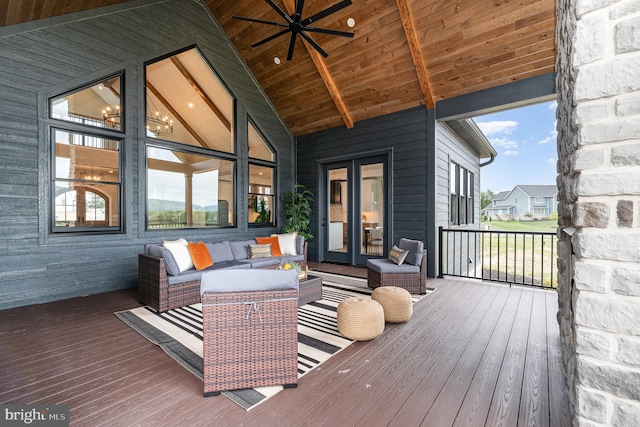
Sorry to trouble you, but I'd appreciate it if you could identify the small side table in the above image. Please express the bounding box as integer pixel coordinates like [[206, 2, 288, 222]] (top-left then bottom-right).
[[298, 275, 322, 306]]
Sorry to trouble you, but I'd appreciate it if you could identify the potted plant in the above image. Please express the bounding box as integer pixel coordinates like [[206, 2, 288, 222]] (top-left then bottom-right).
[[280, 184, 314, 241]]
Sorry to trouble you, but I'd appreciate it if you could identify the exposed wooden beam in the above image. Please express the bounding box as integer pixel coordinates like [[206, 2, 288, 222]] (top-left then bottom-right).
[[395, 0, 435, 109], [170, 57, 231, 131], [282, 0, 354, 129]]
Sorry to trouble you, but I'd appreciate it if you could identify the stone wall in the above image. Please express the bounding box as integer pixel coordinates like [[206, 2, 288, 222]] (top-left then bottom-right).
[[556, 0, 640, 425]]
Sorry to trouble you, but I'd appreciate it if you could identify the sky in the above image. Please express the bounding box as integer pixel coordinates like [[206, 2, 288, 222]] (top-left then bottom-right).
[[474, 100, 558, 194]]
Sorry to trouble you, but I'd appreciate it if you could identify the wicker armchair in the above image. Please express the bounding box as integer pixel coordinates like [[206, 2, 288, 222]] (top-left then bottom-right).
[[366, 238, 427, 294]]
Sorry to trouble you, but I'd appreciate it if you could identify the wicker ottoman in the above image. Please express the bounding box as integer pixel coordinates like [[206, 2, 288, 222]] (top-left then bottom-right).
[[336, 297, 385, 341], [201, 269, 299, 396], [371, 286, 413, 323]]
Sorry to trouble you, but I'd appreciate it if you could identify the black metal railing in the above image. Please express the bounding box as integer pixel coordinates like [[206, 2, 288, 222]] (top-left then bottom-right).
[[438, 226, 558, 288]]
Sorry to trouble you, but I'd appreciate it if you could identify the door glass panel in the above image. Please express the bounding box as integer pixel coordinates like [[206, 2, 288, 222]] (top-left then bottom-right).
[[361, 163, 384, 255], [328, 168, 347, 253]]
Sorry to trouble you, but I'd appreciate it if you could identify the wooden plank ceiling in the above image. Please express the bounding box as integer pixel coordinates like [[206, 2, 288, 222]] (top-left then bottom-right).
[[1, 0, 556, 136]]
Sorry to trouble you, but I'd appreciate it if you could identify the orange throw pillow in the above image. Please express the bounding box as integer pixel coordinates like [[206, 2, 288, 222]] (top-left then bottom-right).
[[255, 236, 282, 256], [187, 241, 214, 271]]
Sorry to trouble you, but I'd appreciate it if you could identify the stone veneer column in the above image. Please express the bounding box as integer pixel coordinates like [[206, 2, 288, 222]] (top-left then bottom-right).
[[556, 0, 640, 425]]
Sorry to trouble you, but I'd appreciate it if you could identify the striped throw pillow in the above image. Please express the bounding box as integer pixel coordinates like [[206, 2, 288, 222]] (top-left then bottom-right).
[[388, 245, 409, 265], [248, 243, 272, 259]]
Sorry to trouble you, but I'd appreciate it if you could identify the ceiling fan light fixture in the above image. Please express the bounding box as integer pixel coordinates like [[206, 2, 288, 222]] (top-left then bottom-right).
[[347, 17, 355, 28]]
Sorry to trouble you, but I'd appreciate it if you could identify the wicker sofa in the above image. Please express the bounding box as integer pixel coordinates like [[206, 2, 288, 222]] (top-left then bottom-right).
[[138, 236, 307, 312]]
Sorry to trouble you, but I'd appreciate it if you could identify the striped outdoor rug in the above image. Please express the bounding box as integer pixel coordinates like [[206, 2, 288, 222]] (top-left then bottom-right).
[[115, 273, 429, 411]]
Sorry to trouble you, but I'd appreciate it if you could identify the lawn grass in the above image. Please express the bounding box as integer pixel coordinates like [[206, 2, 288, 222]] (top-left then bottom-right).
[[481, 219, 558, 232]]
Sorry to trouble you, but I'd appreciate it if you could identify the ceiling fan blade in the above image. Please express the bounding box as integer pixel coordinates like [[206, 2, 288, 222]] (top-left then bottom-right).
[[286, 32, 298, 61], [232, 16, 289, 28], [251, 29, 291, 48], [299, 31, 328, 58], [302, 0, 352, 26], [265, 0, 294, 23], [294, 0, 305, 21], [302, 26, 354, 38]]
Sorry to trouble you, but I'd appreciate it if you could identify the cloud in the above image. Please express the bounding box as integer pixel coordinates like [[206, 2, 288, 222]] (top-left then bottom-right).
[[548, 101, 558, 111], [546, 158, 556, 165], [490, 137, 518, 150], [538, 129, 558, 144], [503, 150, 520, 156], [476, 120, 519, 137]]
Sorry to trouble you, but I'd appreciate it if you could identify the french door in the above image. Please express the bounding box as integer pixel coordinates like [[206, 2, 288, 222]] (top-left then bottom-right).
[[322, 155, 387, 266]]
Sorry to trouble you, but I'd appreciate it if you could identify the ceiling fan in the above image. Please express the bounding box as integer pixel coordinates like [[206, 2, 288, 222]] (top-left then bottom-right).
[[232, 0, 354, 61]]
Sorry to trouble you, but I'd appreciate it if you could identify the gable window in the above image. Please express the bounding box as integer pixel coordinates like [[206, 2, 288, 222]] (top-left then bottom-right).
[[49, 74, 124, 233], [51, 74, 123, 131], [534, 196, 543, 203], [145, 48, 234, 153], [145, 48, 236, 230], [450, 162, 474, 226], [248, 121, 276, 226]]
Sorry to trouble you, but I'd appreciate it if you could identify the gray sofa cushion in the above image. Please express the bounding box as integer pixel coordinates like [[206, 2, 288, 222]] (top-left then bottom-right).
[[206, 241, 234, 263], [296, 235, 304, 256], [366, 258, 420, 274], [229, 239, 257, 260], [200, 269, 299, 294], [166, 260, 251, 285], [147, 244, 181, 276], [398, 238, 424, 266], [237, 257, 280, 268]]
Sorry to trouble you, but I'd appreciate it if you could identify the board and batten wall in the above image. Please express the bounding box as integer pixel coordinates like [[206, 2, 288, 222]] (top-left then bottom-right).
[[0, 0, 294, 310], [435, 121, 483, 276], [296, 106, 485, 275]]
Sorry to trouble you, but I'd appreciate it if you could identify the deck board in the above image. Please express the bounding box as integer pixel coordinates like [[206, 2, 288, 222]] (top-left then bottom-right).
[[0, 267, 570, 426]]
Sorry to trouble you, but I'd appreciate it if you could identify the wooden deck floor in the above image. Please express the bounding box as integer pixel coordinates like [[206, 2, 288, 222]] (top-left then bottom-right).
[[0, 267, 571, 426]]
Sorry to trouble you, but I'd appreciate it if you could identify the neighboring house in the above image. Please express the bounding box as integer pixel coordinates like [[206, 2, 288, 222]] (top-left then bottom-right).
[[485, 185, 557, 219]]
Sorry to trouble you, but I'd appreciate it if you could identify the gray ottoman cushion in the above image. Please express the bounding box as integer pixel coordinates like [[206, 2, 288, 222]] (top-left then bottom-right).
[[201, 269, 299, 294]]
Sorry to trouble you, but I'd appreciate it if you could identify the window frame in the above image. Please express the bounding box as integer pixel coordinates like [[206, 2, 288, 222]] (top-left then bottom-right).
[[49, 72, 125, 133], [450, 162, 474, 226], [47, 71, 126, 235], [142, 47, 239, 231], [247, 118, 277, 227], [49, 126, 124, 234]]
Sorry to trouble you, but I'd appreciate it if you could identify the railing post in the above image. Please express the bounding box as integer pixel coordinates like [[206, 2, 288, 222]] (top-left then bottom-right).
[[438, 226, 444, 278]]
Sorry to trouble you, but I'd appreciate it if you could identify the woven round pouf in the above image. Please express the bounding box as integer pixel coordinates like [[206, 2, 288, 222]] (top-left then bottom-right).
[[336, 297, 385, 341], [371, 286, 413, 323]]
